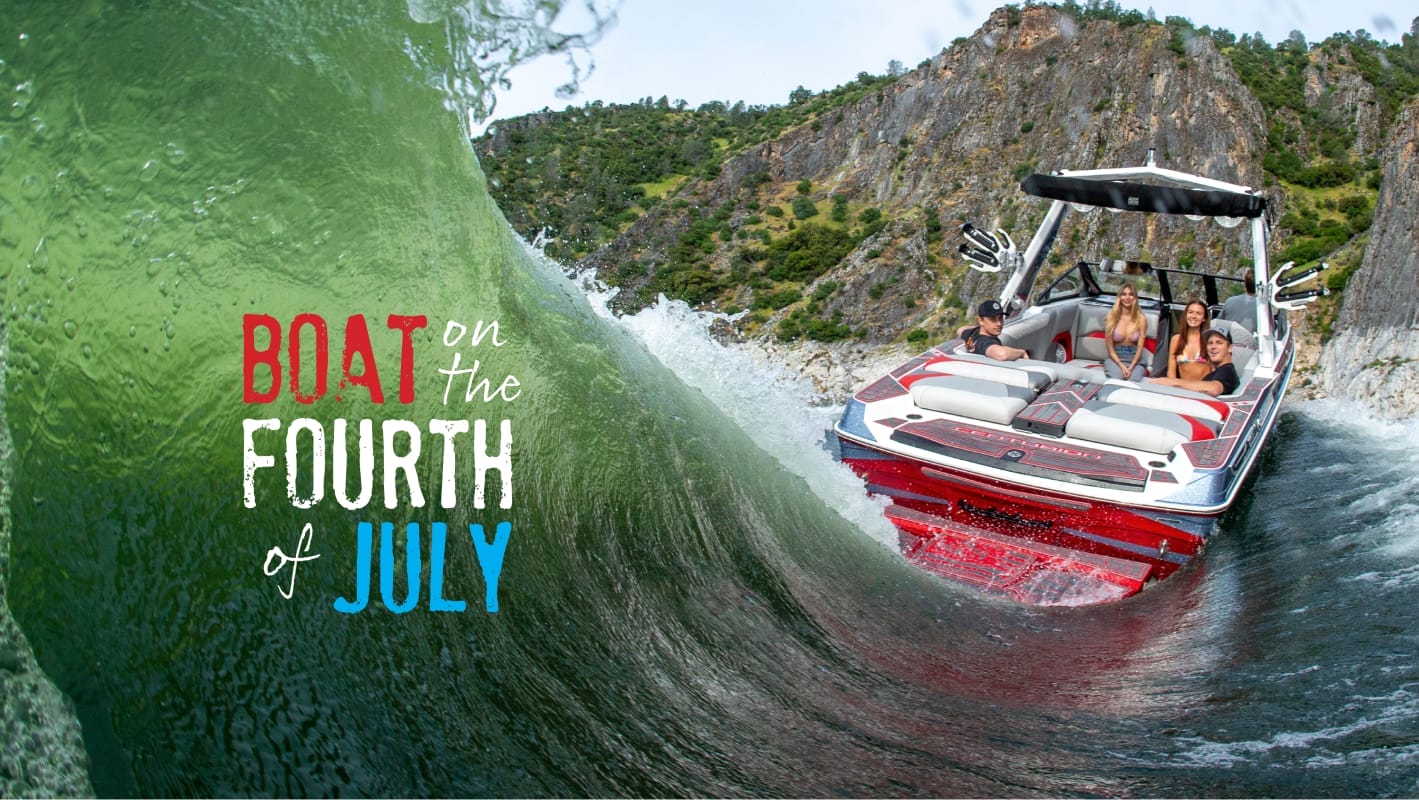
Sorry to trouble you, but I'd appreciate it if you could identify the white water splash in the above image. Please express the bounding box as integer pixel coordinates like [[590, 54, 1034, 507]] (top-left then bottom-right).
[[591, 290, 899, 548], [1293, 398, 1419, 563], [519, 242, 898, 548], [1171, 685, 1419, 770]]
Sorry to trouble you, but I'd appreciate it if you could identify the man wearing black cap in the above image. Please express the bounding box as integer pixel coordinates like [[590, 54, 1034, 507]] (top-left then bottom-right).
[[1149, 327, 1238, 396], [956, 299, 1028, 361]]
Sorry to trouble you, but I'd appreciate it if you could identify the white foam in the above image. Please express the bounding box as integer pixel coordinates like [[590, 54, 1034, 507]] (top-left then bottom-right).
[[518, 242, 898, 549], [1172, 685, 1419, 769], [594, 290, 897, 548], [1293, 398, 1419, 572], [1295, 398, 1419, 454]]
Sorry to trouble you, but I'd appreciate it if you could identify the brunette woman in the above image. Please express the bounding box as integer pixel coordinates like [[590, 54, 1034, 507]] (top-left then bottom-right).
[[1168, 298, 1212, 381]]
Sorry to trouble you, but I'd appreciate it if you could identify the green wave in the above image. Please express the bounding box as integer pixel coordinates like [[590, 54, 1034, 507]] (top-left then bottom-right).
[[0, 2, 889, 794]]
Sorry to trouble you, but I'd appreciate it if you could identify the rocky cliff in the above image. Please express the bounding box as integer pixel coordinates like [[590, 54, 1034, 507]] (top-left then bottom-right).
[[481, 5, 1419, 414], [1317, 97, 1419, 417], [582, 7, 1274, 343]]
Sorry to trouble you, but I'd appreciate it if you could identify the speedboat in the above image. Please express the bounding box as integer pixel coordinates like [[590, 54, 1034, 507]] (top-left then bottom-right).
[[833, 152, 1326, 605]]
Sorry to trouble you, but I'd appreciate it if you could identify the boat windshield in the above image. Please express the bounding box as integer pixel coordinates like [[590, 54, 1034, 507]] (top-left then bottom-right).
[[1037, 259, 1162, 309]]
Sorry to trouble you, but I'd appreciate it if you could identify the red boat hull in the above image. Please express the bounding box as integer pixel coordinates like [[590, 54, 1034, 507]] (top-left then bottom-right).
[[839, 437, 1214, 604]]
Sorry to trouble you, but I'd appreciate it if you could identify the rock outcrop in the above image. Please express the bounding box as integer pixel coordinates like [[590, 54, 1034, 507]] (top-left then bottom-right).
[[1317, 98, 1419, 417], [533, 6, 1419, 418], [583, 6, 1270, 342]]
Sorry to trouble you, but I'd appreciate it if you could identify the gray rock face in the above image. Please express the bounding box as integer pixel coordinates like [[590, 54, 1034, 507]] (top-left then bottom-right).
[[584, 6, 1271, 339], [1305, 46, 1384, 158], [1318, 98, 1419, 417]]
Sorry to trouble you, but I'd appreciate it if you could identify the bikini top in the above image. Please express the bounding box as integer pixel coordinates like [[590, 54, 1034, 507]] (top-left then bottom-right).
[[1175, 331, 1204, 362]]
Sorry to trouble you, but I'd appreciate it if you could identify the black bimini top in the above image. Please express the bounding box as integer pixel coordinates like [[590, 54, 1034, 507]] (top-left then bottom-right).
[[1021, 173, 1267, 219]]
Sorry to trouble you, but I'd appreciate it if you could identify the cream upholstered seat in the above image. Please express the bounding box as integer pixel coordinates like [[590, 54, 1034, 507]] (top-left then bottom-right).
[[910, 375, 1035, 426]]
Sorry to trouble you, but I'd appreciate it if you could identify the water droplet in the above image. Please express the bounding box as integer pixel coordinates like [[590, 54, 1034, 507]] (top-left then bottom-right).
[[164, 141, 186, 165], [28, 236, 48, 273], [163, 317, 175, 339], [81, 343, 93, 360], [19, 173, 43, 199], [128, 324, 137, 338], [63, 319, 76, 338], [139, 159, 159, 183]]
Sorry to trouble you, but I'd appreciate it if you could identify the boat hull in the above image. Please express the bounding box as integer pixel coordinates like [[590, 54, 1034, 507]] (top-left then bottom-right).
[[837, 435, 1210, 603]]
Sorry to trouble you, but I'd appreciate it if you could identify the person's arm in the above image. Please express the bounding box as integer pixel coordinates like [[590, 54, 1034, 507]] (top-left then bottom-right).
[[1104, 328, 1124, 373], [1185, 378, 1226, 397], [1149, 375, 1226, 396], [1125, 326, 1142, 373], [985, 343, 1028, 361], [1165, 335, 1180, 378]]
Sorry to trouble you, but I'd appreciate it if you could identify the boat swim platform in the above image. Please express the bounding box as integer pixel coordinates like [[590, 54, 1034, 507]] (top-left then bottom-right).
[[885, 504, 1154, 606]]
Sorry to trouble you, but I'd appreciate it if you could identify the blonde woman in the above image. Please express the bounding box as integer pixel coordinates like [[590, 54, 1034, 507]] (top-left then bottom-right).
[[1104, 282, 1147, 380], [1167, 298, 1212, 381]]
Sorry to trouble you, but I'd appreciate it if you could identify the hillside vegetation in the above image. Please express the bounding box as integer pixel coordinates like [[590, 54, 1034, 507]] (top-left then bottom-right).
[[476, 2, 1419, 345]]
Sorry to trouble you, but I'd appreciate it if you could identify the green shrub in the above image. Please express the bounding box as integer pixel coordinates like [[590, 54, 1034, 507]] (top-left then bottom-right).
[[761, 223, 856, 283], [751, 287, 802, 311]]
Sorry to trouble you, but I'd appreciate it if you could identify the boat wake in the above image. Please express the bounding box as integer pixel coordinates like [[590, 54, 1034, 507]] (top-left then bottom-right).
[[519, 240, 900, 549]]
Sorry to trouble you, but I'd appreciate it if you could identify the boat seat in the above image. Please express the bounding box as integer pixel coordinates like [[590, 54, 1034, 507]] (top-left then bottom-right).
[[1070, 302, 1159, 367], [1209, 318, 1255, 349], [927, 354, 1054, 392], [910, 375, 1034, 425], [1025, 359, 1109, 384], [936, 352, 1106, 388], [1066, 404, 1218, 455], [1223, 345, 1258, 397], [1095, 383, 1229, 423]]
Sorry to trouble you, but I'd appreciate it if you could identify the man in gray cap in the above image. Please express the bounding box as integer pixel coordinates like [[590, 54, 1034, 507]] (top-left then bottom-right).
[[1150, 326, 1239, 396], [956, 299, 1028, 361]]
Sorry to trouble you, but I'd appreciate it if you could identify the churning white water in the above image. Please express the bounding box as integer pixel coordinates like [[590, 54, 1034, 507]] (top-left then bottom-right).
[[519, 239, 900, 548]]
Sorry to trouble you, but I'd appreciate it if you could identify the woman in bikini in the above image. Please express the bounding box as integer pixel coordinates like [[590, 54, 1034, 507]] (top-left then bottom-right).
[[1167, 298, 1213, 381], [1104, 281, 1147, 380]]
